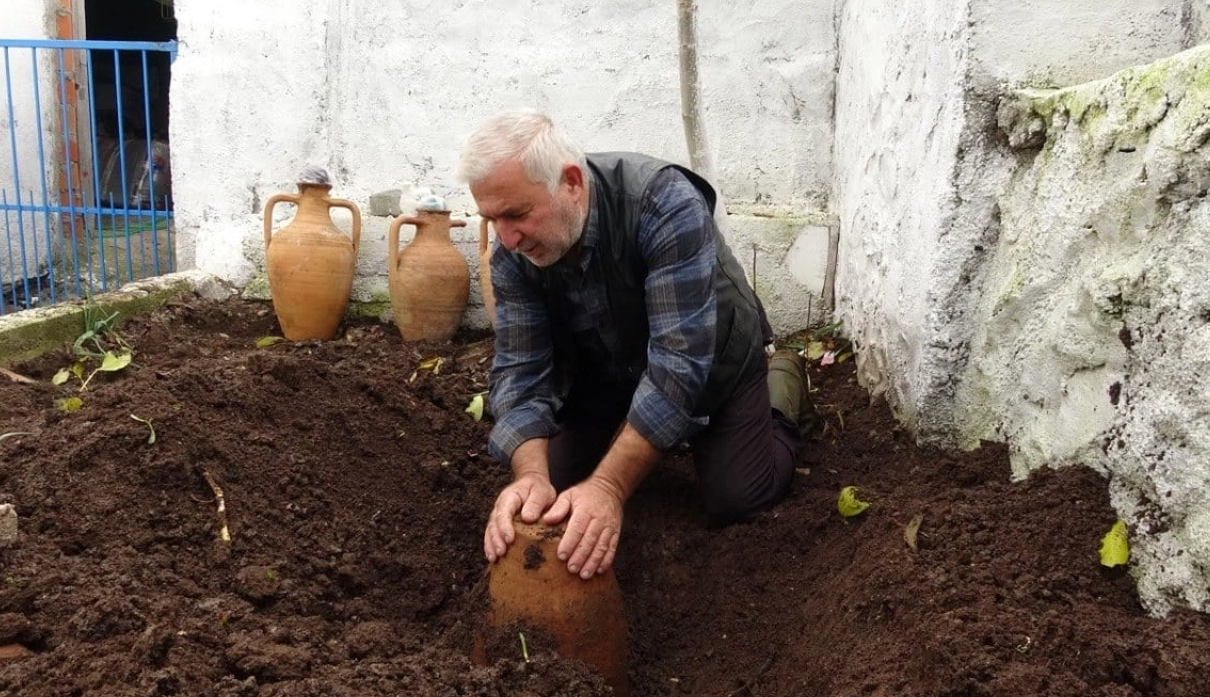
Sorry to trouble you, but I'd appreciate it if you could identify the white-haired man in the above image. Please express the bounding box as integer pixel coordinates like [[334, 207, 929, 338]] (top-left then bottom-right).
[[457, 109, 812, 580]]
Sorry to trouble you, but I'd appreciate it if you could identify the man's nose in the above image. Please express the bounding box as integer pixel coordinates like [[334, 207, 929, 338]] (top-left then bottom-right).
[[495, 222, 523, 251]]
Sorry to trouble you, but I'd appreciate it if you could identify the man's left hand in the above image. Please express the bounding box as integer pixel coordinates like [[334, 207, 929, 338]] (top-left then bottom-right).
[[542, 477, 625, 580]]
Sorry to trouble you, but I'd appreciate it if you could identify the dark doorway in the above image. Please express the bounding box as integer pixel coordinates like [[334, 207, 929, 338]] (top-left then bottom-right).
[[84, 0, 176, 140]]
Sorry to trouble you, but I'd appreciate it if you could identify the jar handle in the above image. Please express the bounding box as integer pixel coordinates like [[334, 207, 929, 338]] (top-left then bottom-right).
[[262, 192, 300, 251], [478, 218, 492, 256], [325, 197, 363, 255], [388, 214, 417, 271]]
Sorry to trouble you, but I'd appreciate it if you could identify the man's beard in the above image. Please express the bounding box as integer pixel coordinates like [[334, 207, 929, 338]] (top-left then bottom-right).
[[525, 195, 583, 268]]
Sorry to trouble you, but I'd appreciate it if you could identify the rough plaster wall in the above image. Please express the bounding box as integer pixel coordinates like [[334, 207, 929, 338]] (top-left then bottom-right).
[[977, 45, 1210, 614], [1187, 0, 1210, 46], [170, 0, 330, 277], [970, 0, 1190, 88], [836, 0, 1202, 442], [171, 0, 834, 334], [0, 2, 57, 285], [832, 0, 970, 429]]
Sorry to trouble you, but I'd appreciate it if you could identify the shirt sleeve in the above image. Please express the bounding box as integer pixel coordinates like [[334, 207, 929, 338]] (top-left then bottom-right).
[[626, 168, 718, 450], [486, 247, 561, 464]]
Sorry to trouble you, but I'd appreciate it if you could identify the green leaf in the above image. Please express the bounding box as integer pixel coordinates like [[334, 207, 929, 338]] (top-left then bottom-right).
[[805, 341, 826, 360], [1099, 519, 1130, 567], [837, 486, 870, 518], [466, 394, 485, 422], [57, 396, 83, 413], [52, 368, 70, 386], [99, 351, 132, 372], [255, 336, 286, 348], [70, 363, 85, 379]]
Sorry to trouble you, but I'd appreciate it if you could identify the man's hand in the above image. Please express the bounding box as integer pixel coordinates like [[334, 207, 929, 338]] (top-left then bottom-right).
[[484, 472, 556, 563], [543, 477, 625, 579]]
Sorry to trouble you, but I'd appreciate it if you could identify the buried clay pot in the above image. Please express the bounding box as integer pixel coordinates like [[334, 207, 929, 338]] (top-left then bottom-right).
[[473, 519, 629, 696]]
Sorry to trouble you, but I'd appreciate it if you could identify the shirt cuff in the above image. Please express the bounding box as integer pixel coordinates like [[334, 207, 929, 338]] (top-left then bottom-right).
[[488, 402, 560, 464], [627, 378, 710, 451]]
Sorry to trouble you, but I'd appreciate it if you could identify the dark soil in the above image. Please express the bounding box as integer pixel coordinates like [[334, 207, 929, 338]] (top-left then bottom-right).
[[2, 296, 1208, 697]]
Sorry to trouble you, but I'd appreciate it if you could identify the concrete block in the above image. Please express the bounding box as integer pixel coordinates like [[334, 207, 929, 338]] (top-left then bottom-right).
[[369, 190, 402, 217]]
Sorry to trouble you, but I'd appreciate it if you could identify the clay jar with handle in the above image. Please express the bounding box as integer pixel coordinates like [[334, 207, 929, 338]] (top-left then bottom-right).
[[388, 209, 470, 341], [478, 218, 497, 328], [263, 178, 361, 341], [473, 519, 629, 697]]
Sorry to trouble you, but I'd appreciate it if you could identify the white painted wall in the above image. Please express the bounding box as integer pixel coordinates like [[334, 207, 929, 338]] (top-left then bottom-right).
[[972, 46, 1210, 614], [0, 2, 57, 297], [836, 0, 1196, 439], [832, 0, 1209, 614], [970, 0, 1190, 88], [832, 0, 971, 429], [170, 0, 835, 335]]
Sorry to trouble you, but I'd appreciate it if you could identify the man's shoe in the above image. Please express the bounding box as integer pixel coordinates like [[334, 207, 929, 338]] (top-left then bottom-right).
[[768, 350, 817, 432]]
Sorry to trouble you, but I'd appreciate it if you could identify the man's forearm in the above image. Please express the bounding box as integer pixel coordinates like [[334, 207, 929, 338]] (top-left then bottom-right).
[[511, 438, 552, 481], [590, 423, 661, 503]]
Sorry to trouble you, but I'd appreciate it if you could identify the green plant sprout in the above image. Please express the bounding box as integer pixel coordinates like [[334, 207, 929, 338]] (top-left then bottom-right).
[[53, 351, 132, 393], [50, 300, 135, 409], [130, 415, 156, 444], [72, 300, 129, 360]]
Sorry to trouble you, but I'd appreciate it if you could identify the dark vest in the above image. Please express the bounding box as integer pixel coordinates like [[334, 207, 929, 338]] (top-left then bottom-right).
[[524, 152, 767, 417]]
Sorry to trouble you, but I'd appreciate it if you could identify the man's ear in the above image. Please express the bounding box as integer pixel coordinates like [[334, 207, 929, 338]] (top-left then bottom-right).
[[561, 163, 586, 194]]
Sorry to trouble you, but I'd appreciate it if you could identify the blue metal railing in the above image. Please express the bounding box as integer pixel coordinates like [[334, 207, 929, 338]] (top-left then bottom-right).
[[0, 38, 177, 315]]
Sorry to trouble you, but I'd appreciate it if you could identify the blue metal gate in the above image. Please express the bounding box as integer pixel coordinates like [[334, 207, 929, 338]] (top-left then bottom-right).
[[0, 38, 177, 315]]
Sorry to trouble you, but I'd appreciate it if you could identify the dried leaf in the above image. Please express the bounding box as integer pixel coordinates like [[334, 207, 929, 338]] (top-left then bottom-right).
[[52, 368, 71, 386], [837, 486, 870, 518], [904, 513, 924, 552], [0, 431, 34, 442], [1099, 519, 1130, 567], [0, 367, 35, 384], [805, 341, 826, 360]]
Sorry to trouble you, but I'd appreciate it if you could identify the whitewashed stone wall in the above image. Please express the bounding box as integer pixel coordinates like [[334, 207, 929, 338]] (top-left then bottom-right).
[[831, 0, 1207, 613], [977, 46, 1210, 614], [170, 0, 835, 334]]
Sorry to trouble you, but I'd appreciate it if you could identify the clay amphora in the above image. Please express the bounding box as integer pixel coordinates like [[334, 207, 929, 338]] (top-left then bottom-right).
[[263, 181, 361, 341], [388, 209, 470, 341], [474, 520, 629, 696], [478, 218, 497, 328]]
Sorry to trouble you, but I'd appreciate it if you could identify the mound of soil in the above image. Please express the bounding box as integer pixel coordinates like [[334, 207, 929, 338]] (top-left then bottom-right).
[[1, 296, 1207, 697]]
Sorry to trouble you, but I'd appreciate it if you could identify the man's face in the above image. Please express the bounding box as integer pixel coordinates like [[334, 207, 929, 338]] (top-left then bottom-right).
[[470, 159, 586, 268]]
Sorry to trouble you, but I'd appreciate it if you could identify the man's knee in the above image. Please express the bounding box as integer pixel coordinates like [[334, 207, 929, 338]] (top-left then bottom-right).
[[700, 481, 788, 526]]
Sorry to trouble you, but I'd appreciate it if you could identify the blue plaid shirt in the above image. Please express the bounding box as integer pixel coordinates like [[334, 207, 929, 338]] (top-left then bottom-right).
[[487, 167, 719, 464]]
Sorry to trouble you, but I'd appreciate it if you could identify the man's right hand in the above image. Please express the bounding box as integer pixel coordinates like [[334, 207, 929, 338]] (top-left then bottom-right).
[[484, 472, 556, 563]]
